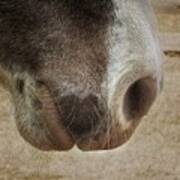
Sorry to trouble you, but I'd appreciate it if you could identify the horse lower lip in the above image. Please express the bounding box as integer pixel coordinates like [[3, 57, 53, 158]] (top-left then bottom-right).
[[77, 140, 122, 151]]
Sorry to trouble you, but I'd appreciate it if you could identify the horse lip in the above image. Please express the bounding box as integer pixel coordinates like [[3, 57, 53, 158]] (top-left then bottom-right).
[[45, 117, 75, 151], [37, 82, 75, 150], [75, 127, 135, 151], [76, 140, 124, 151], [36, 82, 134, 151]]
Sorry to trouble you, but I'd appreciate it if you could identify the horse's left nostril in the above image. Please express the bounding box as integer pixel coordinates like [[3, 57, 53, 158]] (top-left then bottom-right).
[[123, 76, 157, 121], [59, 94, 105, 138]]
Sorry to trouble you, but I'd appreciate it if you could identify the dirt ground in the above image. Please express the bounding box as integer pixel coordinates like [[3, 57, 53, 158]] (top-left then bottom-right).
[[0, 3, 180, 180]]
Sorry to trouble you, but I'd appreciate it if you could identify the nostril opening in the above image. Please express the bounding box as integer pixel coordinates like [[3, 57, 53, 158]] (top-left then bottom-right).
[[123, 76, 157, 121], [16, 79, 25, 94]]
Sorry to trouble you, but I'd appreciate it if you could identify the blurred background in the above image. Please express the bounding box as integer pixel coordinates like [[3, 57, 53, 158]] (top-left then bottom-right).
[[0, 0, 180, 179]]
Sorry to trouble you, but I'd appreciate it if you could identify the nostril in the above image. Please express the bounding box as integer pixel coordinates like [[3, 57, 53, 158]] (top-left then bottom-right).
[[16, 79, 25, 94], [59, 94, 105, 137], [123, 76, 157, 121]]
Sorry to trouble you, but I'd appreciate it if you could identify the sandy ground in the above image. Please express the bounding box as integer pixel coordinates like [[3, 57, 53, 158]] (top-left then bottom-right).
[[0, 54, 180, 180]]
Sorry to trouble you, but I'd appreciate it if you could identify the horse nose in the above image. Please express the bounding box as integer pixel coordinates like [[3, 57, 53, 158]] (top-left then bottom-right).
[[58, 94, 105, 138]]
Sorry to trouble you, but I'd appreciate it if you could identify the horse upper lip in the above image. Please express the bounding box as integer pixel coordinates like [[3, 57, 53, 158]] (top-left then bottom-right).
[[35, 82, 136, 151], [36, 83, 75, 150]]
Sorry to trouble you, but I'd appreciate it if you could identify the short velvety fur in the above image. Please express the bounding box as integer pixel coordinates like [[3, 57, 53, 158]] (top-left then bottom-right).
[[0, 0, 113, 73]]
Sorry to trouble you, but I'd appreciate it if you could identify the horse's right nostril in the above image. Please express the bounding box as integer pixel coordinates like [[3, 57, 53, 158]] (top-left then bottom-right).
[[58, 94, 105, 138], [123, 76, 157, 121]]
